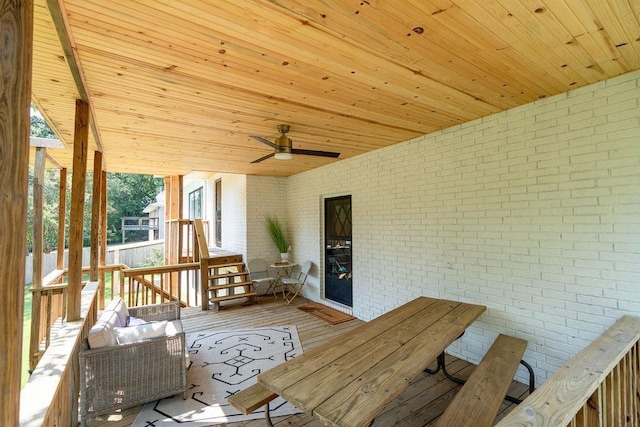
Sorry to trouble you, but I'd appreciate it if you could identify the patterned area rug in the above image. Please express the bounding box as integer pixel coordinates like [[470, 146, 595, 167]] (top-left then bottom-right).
[[132, 326, 302, 426]]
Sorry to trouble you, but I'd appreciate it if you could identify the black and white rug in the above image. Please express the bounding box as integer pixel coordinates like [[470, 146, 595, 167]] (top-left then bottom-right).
[[133, 325, 303, 426]]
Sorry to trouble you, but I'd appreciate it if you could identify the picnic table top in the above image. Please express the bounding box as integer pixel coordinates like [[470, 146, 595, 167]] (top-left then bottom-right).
[[259, 296, 486, 427]]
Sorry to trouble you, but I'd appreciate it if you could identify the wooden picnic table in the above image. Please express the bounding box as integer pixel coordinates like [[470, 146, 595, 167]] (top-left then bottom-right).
[[258, 296, 486, 427]]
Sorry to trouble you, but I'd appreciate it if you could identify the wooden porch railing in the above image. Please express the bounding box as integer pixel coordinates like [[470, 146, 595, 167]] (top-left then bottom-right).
[[20, 282, 99, 427], [497, 315, 640, 426], [120, 262, 201, 308], [165, 218, 209, 264], [28, 265, 123, 371], [99, 263, 127, 309], [28, 270, 67, 371]]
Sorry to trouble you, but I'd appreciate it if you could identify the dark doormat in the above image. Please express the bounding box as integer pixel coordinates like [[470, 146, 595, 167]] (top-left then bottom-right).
[[298, 303, 356, 325]]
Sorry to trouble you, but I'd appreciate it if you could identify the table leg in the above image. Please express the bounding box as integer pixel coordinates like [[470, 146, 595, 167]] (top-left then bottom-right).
[[264, 401, 273, 427], [424, 352, 465, 385], [424, 352, 536, 404], [270, 269, 285, 299]]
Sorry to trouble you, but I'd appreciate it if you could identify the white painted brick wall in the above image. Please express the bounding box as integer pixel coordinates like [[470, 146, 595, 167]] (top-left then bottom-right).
[[246, 175, 288, 264], [285, 70, 640, 385]]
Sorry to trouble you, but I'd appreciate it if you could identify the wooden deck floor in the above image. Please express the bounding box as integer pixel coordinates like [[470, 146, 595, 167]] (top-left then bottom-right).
[[87, 297, 530, 427]]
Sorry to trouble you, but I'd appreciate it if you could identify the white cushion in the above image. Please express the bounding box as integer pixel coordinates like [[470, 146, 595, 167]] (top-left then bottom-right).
[[114, 321, 168, 345], [127, 316, 147, 326], [105, 298, 129, 327], [165, 320, 183, 336], [88, 310, 119, 349]]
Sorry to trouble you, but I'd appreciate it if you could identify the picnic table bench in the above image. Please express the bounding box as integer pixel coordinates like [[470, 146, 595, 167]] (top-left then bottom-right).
[[435, 334, 528, 426]]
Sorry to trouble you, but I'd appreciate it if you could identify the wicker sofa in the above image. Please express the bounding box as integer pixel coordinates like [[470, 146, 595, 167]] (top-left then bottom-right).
[[79, 300, 187, 426]]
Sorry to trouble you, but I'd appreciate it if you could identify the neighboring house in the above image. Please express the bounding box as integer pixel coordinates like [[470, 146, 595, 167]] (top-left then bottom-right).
[[142, 192, 165, 241]]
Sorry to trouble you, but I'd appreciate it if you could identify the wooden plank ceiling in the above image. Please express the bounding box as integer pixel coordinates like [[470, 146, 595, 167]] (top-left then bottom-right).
[[31, 0, 640, 177]]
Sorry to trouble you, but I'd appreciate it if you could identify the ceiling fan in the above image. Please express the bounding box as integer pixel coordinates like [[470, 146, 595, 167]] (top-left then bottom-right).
[[249, 124, 340, 163]]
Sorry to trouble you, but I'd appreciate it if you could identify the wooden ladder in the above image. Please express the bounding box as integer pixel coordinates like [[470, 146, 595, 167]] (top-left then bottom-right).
[[206, 261, 258, 310]]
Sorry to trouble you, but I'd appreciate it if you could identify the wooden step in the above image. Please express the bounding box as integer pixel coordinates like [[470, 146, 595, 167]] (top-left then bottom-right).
[[209, 271, 248, 280], [208, 262, 244, 270], [210, 292, 258, 303], [208, 281, 254, 291]]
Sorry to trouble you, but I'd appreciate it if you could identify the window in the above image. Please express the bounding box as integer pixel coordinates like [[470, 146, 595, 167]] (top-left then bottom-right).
[[188, 187, 203, 219], [215, 179, 222, 247]]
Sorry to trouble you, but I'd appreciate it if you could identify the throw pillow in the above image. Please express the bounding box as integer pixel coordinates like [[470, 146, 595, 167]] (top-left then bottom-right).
[[114, 321, 168, 345], [127, 316, 147, 326]]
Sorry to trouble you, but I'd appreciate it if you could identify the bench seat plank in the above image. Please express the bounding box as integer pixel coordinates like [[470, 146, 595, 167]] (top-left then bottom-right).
[[227, 383, 277, 415], [435, 334, 527, 427]]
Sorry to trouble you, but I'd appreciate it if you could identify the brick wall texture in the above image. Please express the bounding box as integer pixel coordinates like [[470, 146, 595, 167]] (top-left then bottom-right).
[[283, 70, 640, 385]]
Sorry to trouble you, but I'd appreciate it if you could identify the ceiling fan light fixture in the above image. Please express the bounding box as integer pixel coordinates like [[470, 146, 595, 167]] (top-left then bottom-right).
[[274, 151, 293, 160], [274, 134, 293, 160], [249, 124, 340, 163]]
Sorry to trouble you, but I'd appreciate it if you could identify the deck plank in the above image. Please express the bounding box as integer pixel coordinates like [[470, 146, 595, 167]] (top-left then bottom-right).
[[86, 297, 529, 427]]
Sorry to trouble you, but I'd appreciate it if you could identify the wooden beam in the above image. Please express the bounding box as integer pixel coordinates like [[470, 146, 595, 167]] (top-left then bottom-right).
[[67, 99, 90, 321], [90, 150, 102, 282], [45, 0, 104, 153], [0, 0, 32, 425], [56, 168, 67, 270], [32, 147, 46, 288]]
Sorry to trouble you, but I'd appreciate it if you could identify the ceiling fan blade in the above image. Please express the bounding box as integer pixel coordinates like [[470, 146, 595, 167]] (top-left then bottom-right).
[[292, 149, 340, 158], [251, 152, 275, 164], [249, 135, 279, 149]]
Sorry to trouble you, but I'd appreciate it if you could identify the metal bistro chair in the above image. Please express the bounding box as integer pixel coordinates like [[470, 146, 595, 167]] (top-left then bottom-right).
[[247, 259, 276, 299], [281, 260, 312, 305]]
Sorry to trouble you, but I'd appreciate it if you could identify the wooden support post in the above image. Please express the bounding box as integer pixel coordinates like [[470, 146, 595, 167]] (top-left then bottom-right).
[[67, 99, 90, 321], [167, 176, 183, 299], [33, 147, 46, 288], [90, 151, 102, 283], [99, 170, 107, 307], [164, 176, 170, 265], [57, 167, 67, 270], [164, 175, 183, 265], [29, 147, 46, 372], [0, 0, 33, 425]]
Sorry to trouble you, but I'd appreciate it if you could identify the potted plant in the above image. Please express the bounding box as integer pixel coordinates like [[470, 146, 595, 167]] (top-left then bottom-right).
[[266, 216, 289, 262]]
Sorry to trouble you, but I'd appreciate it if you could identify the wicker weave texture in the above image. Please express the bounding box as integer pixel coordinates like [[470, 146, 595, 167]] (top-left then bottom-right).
[[128, 300, 181, 322]]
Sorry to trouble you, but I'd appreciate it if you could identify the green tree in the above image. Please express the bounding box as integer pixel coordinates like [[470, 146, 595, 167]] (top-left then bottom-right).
[[30, 113, 56, 138]]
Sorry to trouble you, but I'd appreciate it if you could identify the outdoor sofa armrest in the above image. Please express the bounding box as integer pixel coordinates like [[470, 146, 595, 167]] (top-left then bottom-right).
[[128, 300, 180, 322]]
